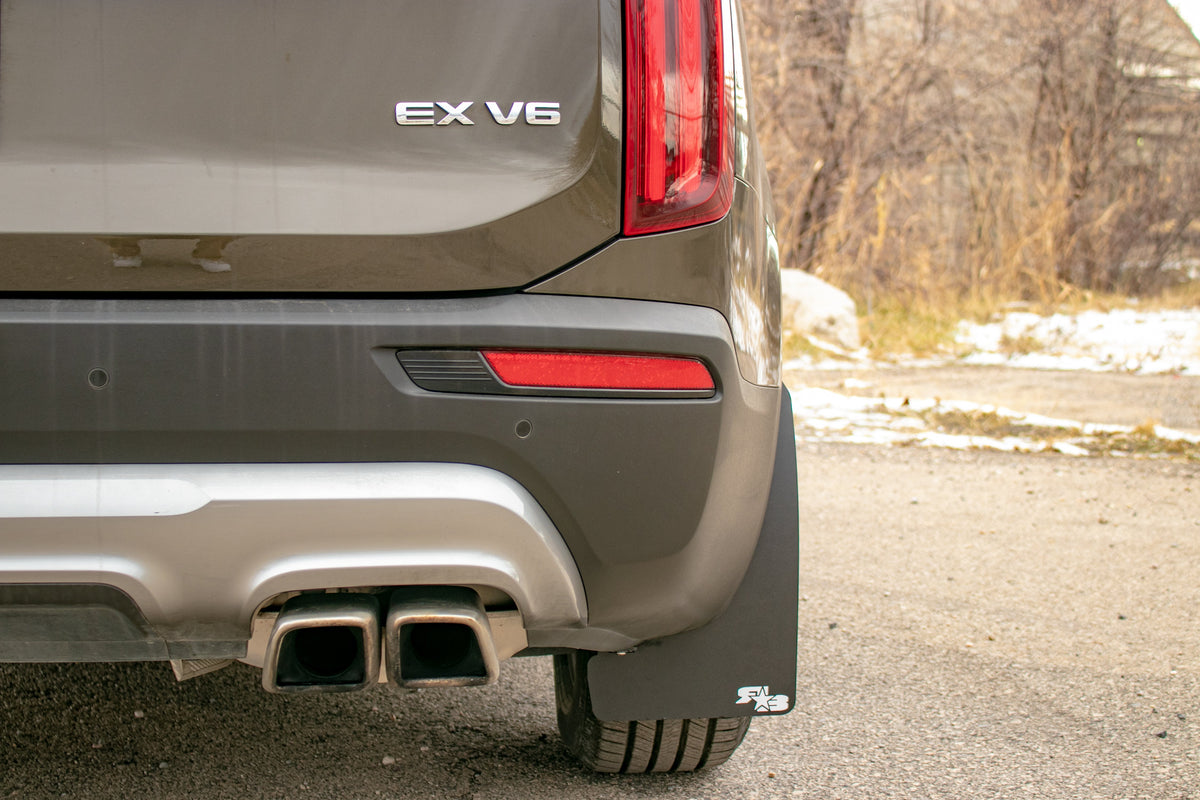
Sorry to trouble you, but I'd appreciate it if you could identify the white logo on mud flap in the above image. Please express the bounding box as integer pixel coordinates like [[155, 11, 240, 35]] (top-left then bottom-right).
[[736, 685, 790, 713]]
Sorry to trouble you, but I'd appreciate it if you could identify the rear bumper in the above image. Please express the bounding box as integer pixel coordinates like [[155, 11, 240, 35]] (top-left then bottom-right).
[[0, 295, 780, 658]]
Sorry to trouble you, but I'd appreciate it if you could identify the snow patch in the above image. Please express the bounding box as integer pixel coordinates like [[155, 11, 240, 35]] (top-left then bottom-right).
[[786, 308, 1199, 455], [958, 309, 1200, 375], [789, 385, 1200, 457]]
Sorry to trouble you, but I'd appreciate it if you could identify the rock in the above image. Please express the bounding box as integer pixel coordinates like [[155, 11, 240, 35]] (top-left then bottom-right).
[[779, 269, 860, 351]]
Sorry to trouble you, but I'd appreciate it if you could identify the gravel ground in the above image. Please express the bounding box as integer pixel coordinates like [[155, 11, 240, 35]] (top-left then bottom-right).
[[1, 381, 1197, 799], [792, 365, 1200, 434]]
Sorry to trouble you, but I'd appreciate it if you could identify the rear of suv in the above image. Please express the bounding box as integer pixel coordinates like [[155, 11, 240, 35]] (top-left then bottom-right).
[[0, 0, 797, 773]]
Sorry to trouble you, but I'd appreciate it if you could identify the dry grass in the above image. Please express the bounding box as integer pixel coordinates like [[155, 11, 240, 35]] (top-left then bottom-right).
[[1144, 277, 1200, 310], [918, 408, 1200, 461], [858, 298, 967, 358], [1089, 423, 1200, 460], [783, 330, 854, 363], [998, 332, 1043, 357], [788, 156, 1198, 358], [808, 159, 1082, 313], [922, 407, 1055, 439]]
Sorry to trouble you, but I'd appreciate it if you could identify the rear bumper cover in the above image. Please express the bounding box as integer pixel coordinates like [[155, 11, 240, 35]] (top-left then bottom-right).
[[0, 295, 780, 657]]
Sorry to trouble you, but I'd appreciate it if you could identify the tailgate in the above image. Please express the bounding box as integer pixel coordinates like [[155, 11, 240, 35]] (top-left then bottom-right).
[[0, 0, 621, 292]]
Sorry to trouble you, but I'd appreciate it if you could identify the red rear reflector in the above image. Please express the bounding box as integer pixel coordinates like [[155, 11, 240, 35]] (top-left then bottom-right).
[[482, 351, 714, 391], [624, 0, 733, 235]]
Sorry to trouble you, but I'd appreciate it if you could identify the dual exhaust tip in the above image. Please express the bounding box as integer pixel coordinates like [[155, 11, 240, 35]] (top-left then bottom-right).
[[261, 587, 500, 694]]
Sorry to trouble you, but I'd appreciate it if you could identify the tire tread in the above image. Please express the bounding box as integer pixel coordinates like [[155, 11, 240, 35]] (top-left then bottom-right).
[[553, 653, 752, 774]]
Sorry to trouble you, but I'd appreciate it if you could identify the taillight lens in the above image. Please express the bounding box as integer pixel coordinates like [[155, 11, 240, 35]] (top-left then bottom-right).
[[624, 0, 733, 235], [482, 351, 714, 391]]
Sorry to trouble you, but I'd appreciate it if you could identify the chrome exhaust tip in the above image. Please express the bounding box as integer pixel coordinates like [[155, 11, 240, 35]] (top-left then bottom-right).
[[385, 587, 500, 689], [261, 594, 381, 694]]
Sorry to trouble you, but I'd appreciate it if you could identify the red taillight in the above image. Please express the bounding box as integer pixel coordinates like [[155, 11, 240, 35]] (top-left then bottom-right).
[[624, 0, 733, 236], [482, 351, 714, 391]]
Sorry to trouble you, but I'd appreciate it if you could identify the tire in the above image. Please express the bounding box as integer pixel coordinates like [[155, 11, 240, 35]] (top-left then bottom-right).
[[553, 651, 752, 773]]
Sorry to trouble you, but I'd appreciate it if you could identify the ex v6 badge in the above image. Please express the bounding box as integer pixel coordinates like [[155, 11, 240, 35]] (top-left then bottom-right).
[[396, 101, 561, 126]]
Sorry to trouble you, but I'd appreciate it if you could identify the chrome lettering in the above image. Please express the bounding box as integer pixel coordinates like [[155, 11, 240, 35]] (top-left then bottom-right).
[[395, 101, 559, 127], [525, 102, 561, 126], [486, 101, 525, 125], [395, 102, 435, 125], [435, 101, 475, 126]]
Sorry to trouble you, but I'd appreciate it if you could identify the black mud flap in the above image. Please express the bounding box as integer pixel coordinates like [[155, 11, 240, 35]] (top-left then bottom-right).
[[587, 385, 798, 720]]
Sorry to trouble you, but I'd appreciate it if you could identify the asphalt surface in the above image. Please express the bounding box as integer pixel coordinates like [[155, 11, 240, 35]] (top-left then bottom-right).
[[1, 434, 1197, 798], [797, 365, 1200, 433]]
